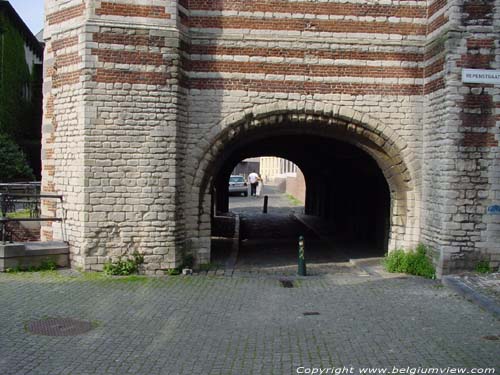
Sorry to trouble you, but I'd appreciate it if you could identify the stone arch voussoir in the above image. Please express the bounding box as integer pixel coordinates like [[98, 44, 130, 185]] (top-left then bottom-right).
[[186, 101, 420, 260]]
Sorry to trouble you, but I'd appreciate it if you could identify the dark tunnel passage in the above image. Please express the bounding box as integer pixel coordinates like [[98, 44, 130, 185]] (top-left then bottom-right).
[[212, 129, 391, 255]]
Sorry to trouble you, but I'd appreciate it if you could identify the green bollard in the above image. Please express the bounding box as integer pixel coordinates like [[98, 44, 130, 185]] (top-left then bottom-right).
[[298, 235, 306, 276]]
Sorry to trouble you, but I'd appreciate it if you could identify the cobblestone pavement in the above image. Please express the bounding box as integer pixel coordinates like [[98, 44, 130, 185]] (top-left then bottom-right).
[[228, 185, 383, 277], [2, 188, 497, 374], [0, 271, 499, 375]]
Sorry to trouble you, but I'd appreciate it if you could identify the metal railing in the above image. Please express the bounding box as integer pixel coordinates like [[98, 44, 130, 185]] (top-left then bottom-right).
[[0, 182, 41, 195], [0, 192, 63, 244]]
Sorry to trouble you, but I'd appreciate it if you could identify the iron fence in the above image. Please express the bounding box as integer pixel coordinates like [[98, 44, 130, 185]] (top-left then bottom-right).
[[0, 192, 63, 244]]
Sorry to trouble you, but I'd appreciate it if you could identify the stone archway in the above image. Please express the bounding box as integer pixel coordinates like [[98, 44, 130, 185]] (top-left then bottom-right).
[[184, 102, 420, 263]]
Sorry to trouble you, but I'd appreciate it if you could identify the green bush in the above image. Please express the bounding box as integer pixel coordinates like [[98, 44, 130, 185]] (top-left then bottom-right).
[[475, 260, 491, 274], [384, 244, 435, 279], [166, 268, 181, 276], [384, 249, 407, 273], [103, 252, 144, 276], [0, 133, 34, 181]]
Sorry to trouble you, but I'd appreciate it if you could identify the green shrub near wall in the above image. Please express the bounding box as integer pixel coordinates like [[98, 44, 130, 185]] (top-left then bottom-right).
[[384, 244, 436, 279]]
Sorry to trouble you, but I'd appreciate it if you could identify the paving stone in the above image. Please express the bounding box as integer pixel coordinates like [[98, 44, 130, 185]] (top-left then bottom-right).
[[0, 270, 498, 375]]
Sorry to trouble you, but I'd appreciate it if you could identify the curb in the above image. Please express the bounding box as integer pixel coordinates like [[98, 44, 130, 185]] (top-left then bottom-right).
[[442, 276, 500, 320]]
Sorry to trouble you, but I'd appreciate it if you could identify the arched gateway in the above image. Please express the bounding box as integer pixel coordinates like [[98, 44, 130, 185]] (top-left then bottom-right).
[[186, 103, 419, 263], [42, 0, 500, 276]]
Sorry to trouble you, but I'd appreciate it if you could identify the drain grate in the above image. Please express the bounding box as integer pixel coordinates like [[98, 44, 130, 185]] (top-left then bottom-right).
[[27, 318, 93, 336], [279, 279, 294, 288], [303, 312, 320, 316], [481, 335, 499, 341]]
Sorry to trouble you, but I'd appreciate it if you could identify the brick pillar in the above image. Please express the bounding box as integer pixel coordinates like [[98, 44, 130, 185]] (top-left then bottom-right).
[[423, 0, 500, 275], [43, 0, 186, 273]]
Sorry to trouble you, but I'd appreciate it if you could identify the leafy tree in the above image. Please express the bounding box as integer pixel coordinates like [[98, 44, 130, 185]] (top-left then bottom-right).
[[0, 133, 34, 181], [0, 12, 42, 179], [0, 13, 32, 138]]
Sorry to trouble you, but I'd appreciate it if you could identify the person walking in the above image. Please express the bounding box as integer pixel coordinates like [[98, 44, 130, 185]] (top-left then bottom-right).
[[247, 171, 259, 196], [256, 173, 263, 197]]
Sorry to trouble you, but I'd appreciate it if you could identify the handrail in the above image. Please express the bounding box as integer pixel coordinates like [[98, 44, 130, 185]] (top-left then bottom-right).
[[0, 193, 64, 244]]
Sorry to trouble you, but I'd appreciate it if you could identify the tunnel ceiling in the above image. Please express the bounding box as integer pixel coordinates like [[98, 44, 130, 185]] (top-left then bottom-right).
[[218, 131, 382, 179]]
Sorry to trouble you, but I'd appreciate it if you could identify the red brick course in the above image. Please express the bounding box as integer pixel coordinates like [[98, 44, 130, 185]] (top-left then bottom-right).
[[467, 38, 495, 49], [93, 33, 166, 47], [41, 229, 53, 241], [188, 17, 426, 35], [43, 182, 56, 193], [463, 0, 494, 25], [462, 93, 493, 109], [188, 60, 423, 79], [424, 57, 445, 78], [462, 133, 498, 147], [52, 71, 81, 88], [460, 113, 495, 128], [47, 3, 85, 25], [55, 52, 82, 68], [185, 0, 426, 18], [427, 14, 448, 34], [96, 2, 170, 19], [93, 69, 169, 85], [458, 54, 493, 69], [428, 0, 447, 18], [51, 36, 79, 53], [92, 50, 165, 66], [423, 77, 445, 94], [185, 44, 424, 63], [460, 93, 495, 129], [45, 96, 54, 119], [188, 78, 422, 95]]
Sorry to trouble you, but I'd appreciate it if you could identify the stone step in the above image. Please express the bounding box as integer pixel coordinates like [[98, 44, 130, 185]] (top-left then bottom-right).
[[25, 241, 69, 255], [0, 241, 69, 271]]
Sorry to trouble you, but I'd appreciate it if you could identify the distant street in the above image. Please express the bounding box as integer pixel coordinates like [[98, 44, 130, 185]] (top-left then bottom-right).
[[226, 185, 378, 276], [229, 184, 304, 215]]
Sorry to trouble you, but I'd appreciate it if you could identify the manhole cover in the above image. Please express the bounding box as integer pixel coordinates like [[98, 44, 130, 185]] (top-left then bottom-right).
[[279, 279, 294, 288], [27, 318, 93, 336], [481, 335, 499, 341]]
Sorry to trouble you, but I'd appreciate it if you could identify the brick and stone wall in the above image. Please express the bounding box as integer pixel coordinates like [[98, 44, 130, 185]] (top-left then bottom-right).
[[42, 0, 500, 275], [286, 170, 306, 205], [181, 0, 427, 262]]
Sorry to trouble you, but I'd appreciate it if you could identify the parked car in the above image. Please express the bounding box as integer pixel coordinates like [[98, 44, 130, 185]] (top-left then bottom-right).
[[228, 175, 248, 196]]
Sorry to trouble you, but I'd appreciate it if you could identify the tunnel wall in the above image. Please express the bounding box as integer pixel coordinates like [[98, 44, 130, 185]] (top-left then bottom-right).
[[286, 170, 306, 205]]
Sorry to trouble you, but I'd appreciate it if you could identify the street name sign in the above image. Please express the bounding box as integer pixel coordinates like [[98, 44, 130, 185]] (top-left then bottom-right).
[[462, 69, 500, 85]]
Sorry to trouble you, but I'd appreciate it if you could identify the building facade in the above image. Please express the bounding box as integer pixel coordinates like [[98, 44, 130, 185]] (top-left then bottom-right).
[[0, 1, 44, 179], [42, 0, 500, 276], [260, 157, 298, 183]]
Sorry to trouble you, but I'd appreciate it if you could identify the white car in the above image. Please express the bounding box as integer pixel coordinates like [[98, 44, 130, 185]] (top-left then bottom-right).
[[228, 175, 248, 196]]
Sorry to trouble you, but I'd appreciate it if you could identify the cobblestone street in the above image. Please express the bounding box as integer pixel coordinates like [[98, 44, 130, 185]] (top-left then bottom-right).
[[1, 188, 498, 375], [0, 271, 499, 375], [226, 185, 382, 276]]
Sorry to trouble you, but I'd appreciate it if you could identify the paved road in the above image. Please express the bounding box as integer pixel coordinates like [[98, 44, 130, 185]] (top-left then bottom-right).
[[229, 184, 304, 216], [1, 188, 497, 375], [227, 185, 380, 276], [0, 272, 498, 375]]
